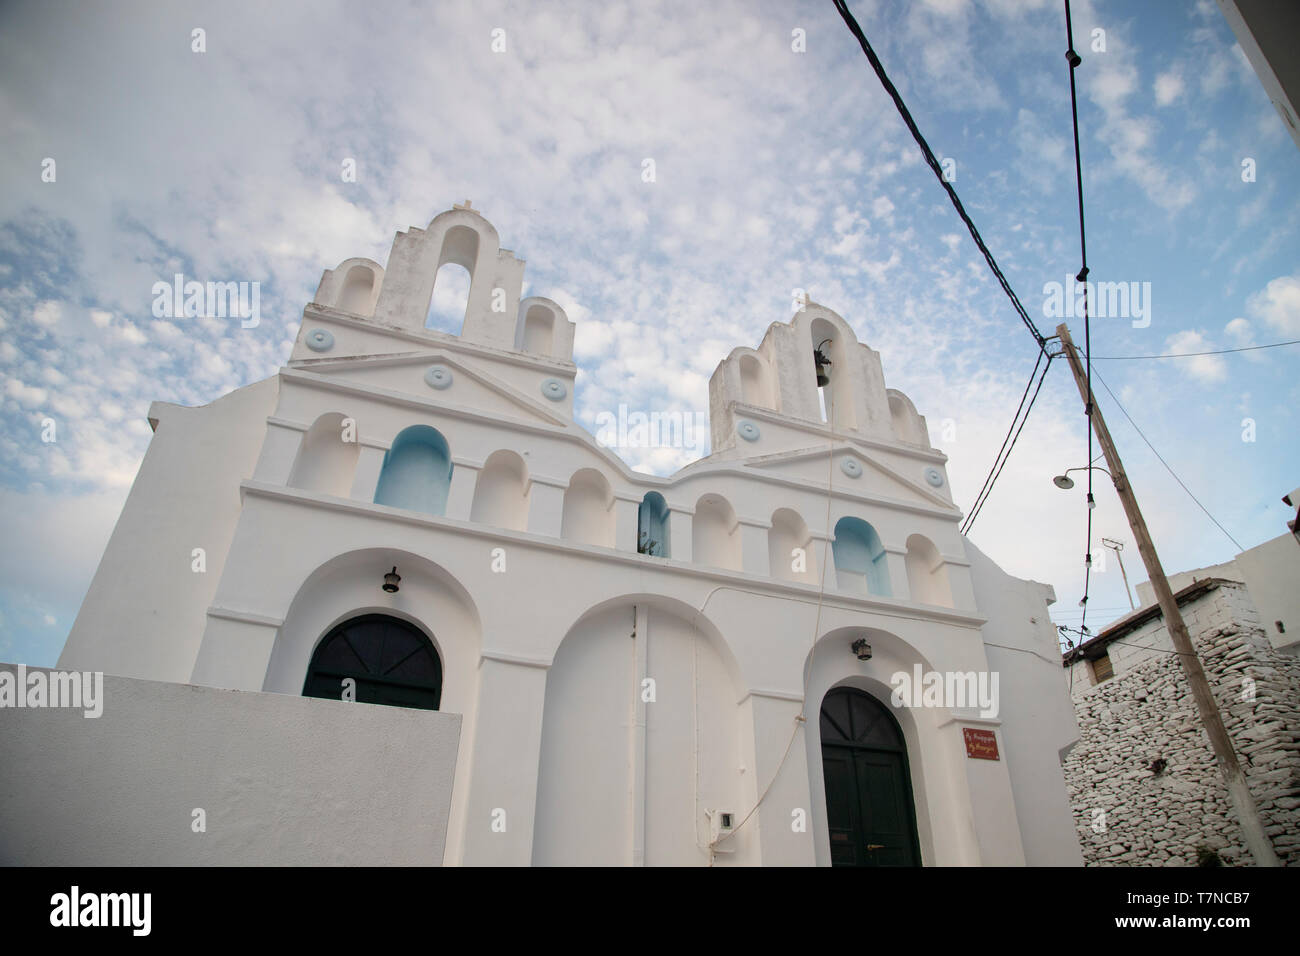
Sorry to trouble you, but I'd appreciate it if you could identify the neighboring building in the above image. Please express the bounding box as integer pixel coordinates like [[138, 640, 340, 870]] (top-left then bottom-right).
[[16, 202, 1083, 866], [1133, 530, 1300, 657], [1063, 541, 1300, 865], [1285, 486, 1300, 546], [1217, 0, 1300, 152]]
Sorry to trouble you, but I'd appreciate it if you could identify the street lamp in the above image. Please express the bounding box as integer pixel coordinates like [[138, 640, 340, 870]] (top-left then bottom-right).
[[1051, 465, 1112, 489], [1052, 465, 1113, 510]]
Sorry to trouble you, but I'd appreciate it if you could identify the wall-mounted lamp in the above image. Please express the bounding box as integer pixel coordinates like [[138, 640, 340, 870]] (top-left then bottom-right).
[[851, 637, 872, 661], [814, 339, 834, 388], [382, 566, 401, 593]]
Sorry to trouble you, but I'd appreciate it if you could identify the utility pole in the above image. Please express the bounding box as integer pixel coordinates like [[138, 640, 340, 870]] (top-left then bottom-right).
[[1101, 538, 1135, 611], [1057, 323, 1279, 865]]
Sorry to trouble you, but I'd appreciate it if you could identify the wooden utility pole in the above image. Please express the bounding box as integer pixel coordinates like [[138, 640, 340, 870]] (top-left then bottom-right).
[[1057, 323, 1279, 865]]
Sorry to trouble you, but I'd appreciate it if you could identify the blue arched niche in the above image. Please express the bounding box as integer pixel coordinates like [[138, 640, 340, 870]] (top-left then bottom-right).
[[637, 491, 670, 557], [832, 516, 891, 597], [374, 425, 453, 516]]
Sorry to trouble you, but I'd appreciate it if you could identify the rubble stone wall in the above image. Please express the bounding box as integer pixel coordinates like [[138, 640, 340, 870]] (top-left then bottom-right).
[[1064, 581, 1300, 866]]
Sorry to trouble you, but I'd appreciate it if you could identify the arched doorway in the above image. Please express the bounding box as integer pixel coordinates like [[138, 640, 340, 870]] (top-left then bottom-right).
[[303, 614, 442, 711], [819, 686, 921, 866]]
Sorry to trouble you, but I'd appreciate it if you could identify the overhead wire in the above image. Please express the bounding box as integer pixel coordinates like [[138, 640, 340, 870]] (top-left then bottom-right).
[[831, 0, 1048, 352], [1058, 623, 1199, 661], [961, 351, 1055, 534], [1091, 367, 1245, 552], [1063, 0, 1095, 635], [1092, 339, 1300, 360], [829, 0, 1066, 537], [961, 348, 1040, 538]]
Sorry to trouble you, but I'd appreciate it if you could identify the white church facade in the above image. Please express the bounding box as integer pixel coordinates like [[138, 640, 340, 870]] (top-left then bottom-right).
[[53, 203, 1083, 866]]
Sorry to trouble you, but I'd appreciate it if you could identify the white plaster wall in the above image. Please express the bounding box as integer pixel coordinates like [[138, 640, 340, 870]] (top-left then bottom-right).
[[641, 605, 748, 864], [1135, 560, 1241, 606], [532, 601, 751, 865], [1115, 534, 1297, 654], [531, 603, 634, 864], [58, 377, 279, 683], [0, 667, 460, 865], [966, 540, 1085, 866], [1232, 533, 1300, 652]]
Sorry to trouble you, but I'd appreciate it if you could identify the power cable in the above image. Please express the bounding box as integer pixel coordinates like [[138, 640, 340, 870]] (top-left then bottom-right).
[[828, 0, 1063, 535], [1091, 367, 1245, 552], [831, 0, 1048, 351], [1092, 339, 1300, 360], [960, 349, 1043, 534], [1063, 0, 1095, 634], [962, 352, 1055, 534]]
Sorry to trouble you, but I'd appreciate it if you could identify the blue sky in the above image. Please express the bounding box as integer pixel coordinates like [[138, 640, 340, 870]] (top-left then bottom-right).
[[1, 0, 1297, 667]]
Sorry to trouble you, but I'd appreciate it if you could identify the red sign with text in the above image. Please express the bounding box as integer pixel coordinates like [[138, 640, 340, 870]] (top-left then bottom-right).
[[963, 728, 1000, 760]]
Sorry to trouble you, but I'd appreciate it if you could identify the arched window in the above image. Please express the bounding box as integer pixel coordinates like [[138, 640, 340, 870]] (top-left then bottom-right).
[[287, 412, 359, 497], [303, 614, 442, 711], [426, 224, 480, 333], [693, 494, 742, 570], [561, 468, 615, 547], [637, 491, 670, 557], [811, 318, 856, 430], [374, 425, 453, 516], [905, 534, 953, 607], [470, 449, 530, 531], [832, 517, 890, 596], [426, 262, 471, 332], [820, 686, 920, 866], [770, 507, 817, 583]]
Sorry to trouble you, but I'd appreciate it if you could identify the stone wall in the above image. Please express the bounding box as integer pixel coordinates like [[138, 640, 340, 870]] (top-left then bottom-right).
[[1064, 581, 1300, 866]]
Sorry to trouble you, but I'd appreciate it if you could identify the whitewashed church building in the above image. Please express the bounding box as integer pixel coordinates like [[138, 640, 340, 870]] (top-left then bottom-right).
[[50, 203, 1083, 866]]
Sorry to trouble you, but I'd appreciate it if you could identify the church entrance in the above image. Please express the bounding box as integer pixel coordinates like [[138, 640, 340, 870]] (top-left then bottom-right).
[[819, 686, 921, 866], [303, 613, 442, 711]]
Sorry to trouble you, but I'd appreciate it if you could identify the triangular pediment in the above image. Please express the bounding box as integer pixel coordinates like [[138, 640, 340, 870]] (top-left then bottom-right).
[[290, 309, 464, 364], [743, 445, 956, 511], [290, 350, 570, 427]]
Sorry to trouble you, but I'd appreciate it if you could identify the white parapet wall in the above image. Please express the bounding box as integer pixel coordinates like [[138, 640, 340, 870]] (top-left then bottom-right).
[[0, 665, 461, 866]]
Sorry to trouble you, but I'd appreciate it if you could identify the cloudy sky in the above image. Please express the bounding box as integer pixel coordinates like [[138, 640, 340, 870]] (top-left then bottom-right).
[[1, 0, 1297, 667]]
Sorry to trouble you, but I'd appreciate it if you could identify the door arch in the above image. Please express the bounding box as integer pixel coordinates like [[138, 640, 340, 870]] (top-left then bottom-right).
[[303, 613, 442, 711], [819, 686, 921, 866]]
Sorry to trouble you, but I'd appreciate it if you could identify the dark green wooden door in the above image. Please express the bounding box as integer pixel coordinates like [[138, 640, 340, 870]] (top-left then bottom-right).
[[820, 687, 921, 866]]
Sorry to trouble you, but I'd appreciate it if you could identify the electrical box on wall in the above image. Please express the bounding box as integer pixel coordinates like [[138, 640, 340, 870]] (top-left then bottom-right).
[[706, 808, 737, 853]]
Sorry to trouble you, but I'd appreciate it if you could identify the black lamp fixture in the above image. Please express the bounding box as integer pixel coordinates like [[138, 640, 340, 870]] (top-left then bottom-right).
[[382, 566, 401, 593], [813, 338, 834, 388], [851, 637, 872, 661]]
